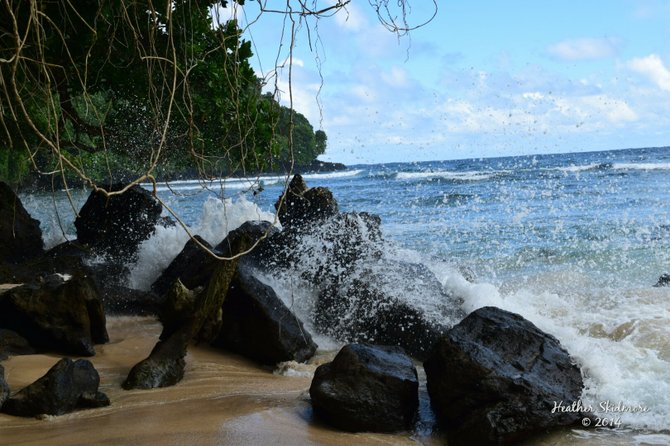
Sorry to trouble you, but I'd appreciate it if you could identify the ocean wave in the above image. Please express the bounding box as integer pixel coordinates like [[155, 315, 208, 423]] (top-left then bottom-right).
[[150, 176, 286, 193], [613, 162, 670, 171], [301, 169, 364, 180], [396, 170, 502, 182], [555, 163, 613, 173], [147, 170, 363, 193], [555, 162, 670, 174]]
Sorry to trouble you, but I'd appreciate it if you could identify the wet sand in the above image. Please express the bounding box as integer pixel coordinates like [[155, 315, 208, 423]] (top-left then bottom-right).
[[0, 317, 436, 446], [0, 316, 657, 446]]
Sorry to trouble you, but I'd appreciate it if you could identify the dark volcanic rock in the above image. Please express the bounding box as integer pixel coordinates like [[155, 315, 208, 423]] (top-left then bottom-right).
[[0, 329, 35, 360], [151, 221, 278, 298], [74, 183, 162, 260], [654, 273, 670, 287], [99, 284, 161, 316], [0, 365, 9, 410], [159, 279, 198, 339], [274, 174, 338, 227], [423, 306, 585, 445], [0, 241, 93, 285], [151, 235, 216, 298], [309, 343, 419, 432], [265, 176, 463, 360], [0, 181, 44, 263], [211, 264, 317, 365], [122, 324, 191, 390], [316, 260, 461, 361], [317, 283, 446, 361], [0, 275, 108, 356], [2, 358, 109, 417]]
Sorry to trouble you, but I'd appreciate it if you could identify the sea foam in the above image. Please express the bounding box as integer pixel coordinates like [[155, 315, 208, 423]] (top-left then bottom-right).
[[127, 195, 276, 290]]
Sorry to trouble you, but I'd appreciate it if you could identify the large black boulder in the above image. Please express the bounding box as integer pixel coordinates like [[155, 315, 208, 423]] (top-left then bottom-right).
[[0, 275, 108, 356], [74, 183, 162, 260], [309, 343, 419, 432], [151, 221, 278, 298], [264, 176, 463, 360], [151, 235, 216, 298], [2, 358, 109, 417], [315, 260, 462, 360], [0, 328, 35, 360], [0, 181, 44, 263], [211, 264, 317, 365], [122, 323, 191, 390], [423, 306, 585, 445], [274, 174, 338, 227]]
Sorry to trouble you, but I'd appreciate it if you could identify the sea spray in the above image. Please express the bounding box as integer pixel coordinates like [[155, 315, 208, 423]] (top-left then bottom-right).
[[17, 147, 670, 441], [127, 195, 276, 290], [439, 269, 670, 431]]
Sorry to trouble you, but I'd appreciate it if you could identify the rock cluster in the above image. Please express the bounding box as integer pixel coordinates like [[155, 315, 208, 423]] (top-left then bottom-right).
[[0, 179, 590, 445], [2, 358, 109, 417], [0, 274, 107, 356]]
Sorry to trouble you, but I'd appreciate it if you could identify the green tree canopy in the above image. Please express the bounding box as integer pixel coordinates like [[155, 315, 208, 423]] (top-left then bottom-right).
[[0, 0, 328, 187]]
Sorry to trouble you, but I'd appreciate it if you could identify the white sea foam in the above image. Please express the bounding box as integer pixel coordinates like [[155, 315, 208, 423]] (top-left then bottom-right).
[[396, 170, 499, 181], [301, 169, 363, 180], [150, 175, 286, 193], [127, 195, 276, 290], [613, 162, 670, 171], [434, 265, 670, 431], [555, 163, 604, 173]]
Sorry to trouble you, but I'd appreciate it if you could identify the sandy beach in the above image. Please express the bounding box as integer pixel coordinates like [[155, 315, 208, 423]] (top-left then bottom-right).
[[0, 316, 442, 446]]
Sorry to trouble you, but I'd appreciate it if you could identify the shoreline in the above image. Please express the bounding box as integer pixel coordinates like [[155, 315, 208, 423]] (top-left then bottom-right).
[[1, 316, 657, 446], [0, 316, 437, 446]]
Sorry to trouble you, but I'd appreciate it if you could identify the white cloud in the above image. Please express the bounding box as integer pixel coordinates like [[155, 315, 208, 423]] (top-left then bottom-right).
[[434, 91, 637, 137], [547, 38, 620, 61], [627, 54, 670, 91], [381, 66, 409, 88]]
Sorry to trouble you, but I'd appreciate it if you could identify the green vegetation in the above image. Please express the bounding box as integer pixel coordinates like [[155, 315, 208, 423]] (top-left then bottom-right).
[[0, 1, 326, 187]]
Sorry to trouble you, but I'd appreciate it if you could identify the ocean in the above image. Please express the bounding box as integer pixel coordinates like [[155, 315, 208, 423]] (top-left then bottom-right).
[[20, 146, 670, 442]]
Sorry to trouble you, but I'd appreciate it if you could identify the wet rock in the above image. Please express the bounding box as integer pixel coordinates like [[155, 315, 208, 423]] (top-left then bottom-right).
[[122, 324, 191, 390], [316, 260, 462, 361], [274, 174, 338, 227], [0, 365, 9, 410], [99, 284, 161, 316], [151, 235, 216, 298], [74, 183, 162, 260], [151, 221, 278, 298], [0, 275, 108, 356], [2, 358, 109, 417], [159, 279, 198, 339], [259, 211, 383, 281], [211, 264, 317, 365], [309, 343, 419, 432], [654, 273, 670, 287], [265, 176, 462, 360], [424, 306, 585, 445], [0, 181, 44, 263], [0, 329, 35, 360]]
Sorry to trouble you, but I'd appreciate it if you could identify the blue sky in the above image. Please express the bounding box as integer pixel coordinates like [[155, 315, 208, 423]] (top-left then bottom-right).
[[222, 1, 670, 164]]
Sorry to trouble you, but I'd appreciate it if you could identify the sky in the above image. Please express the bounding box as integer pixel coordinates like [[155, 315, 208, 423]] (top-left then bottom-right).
[[221, 1, 670, 164]]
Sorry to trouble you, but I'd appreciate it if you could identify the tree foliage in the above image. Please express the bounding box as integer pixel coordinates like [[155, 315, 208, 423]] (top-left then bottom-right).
[[0, 0, 329, 187]]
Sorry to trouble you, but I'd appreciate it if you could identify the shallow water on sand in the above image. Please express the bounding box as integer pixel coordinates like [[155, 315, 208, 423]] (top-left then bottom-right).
[[2, 317, 668, 445], [0, 317, 439, 446]]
